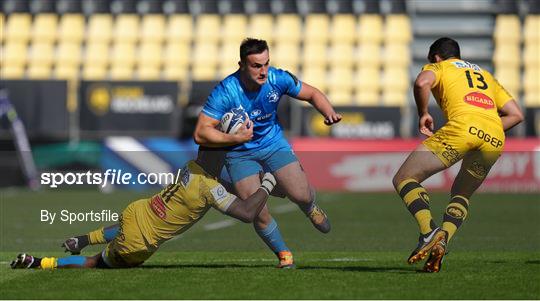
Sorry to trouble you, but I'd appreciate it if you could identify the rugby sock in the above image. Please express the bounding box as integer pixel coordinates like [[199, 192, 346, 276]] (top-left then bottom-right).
[[442, 195, 470, 242], [88, 224, 119, 245], [57, 256, 87, 268], [397, 178, 437, 235], [255, 218, 289, 254]]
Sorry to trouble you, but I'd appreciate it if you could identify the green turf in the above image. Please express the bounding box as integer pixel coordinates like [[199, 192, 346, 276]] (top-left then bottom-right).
[[1, 189, 539, 299]]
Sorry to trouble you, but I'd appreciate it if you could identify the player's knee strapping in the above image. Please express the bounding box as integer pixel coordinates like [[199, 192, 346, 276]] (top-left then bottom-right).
[[442, 195, 469, 242], [397, 178, 436, 235], [88, 225, 119, 245]]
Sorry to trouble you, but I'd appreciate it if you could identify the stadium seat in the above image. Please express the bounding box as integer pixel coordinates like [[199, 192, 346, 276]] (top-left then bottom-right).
[[219, 42, 240, 77], [83, 42, 110, 75], [494, 14, 521, 44], [302, 42, 328, 69], [54, 64, 80, 79], [58, 14, 85, 43], [304, 14, 330, 44], [301, 67, 327, 92], [193, 42, 219, 80], [167, 14, 193, 44], [2, 42, 28, 78], [273, 43, 300, 73], [355, 67, 381, 95], [222, 14, 248, 45], [493, 44, 521, 68], [384, 15, 412, 44], [329, 43, 355, 67], [27, 42, 55, 79], [328, 90, 355, 106], [82, 64, 108, 80], [328, 67, 354, 104], [357, 43, 381, 68], [164, 42, 191, 70], [495, 67, 520, 98], [331, 14, 357, 45], [382, 90, 408, 106], [355, 90, 380, 106], [87, 14, 113, 44], [524, 15, 540, 43], [358, 14, 383, 45], [248, 14, 274, 44], [163, 64, 189, 81], [0, 14, 4, 43], [274, 14, 301, 44], [524, 68, 540, 105], [141, 15, 166, 44], [6, 13, 32, 43], [384, 43, 411, 68], [195, 14, 221, 43], [114, 14, 140, 44], [382, 67, 409, 94], [56, 42, 82, 68], [110, 42, 136, 79], [523, 43, 540, 67], [32, 14, 58, 43], [137, 42, 163, 73]]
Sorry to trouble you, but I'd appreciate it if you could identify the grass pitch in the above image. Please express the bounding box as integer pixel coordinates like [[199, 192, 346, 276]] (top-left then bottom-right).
[[1, 189, 539, 299]]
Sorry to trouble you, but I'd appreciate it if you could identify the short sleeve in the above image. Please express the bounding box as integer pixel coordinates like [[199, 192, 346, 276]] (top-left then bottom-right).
[[275, 69, 302, 97], [422, 63, 442, 87], [206, 179, 236, 213], [491, 75, 514, 110], [201, 84, 229, 121]]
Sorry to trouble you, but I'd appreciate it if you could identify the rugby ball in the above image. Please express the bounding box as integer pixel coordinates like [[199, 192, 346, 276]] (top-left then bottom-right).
[[219, 108, 249, 134]]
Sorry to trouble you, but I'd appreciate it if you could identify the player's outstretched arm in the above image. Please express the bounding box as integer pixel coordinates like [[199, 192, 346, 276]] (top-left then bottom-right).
[[193, 113, 253, 147], [295, 82, 342, 125], [498, 100, 524, 131], [224, 173, 277, 223], [414, 70, 437, 137]]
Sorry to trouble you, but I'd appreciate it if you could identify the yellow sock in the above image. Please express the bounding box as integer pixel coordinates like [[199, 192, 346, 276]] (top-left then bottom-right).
[[88, 227, 106, 244], [442, 195, 469, 242], [397, 178, 436, 235], [40, 257, 57, 269]]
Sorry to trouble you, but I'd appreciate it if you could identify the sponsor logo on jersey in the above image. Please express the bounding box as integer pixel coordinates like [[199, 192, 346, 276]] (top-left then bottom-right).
[[267, 90, 279, 103], [464, 92, 495, 109], [180, 168, 191, 188], [250, 109, 262, 117], [452, 60, 482, 71], [150, 195, 166, 219], [210, 184, 228, 202]]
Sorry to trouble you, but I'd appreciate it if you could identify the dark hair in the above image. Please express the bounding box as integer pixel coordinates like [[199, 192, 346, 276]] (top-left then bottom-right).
[[240, 38, 269, 61], [428, 37, 461, 63]]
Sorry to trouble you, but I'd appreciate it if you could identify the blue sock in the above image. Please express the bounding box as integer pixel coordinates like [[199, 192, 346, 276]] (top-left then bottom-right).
[[255, 219, 289, 254], [103, 225, 119, 242], [57, 255, 87, 268]]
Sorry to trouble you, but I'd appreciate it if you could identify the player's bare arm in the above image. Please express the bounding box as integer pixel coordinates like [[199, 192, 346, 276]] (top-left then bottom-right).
[[224, 173, 277, 223], [193, 113, 253, 147], [413, 70, 437, 137], [295, 82, 342, 125], [498, 100, 524, 131]]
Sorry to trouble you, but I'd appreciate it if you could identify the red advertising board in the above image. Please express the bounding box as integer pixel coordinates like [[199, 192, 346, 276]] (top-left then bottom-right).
[[291, 138, 540, 193]]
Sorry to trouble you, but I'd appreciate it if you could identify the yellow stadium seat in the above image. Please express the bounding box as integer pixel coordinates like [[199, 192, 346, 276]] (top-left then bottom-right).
[[493, 44, 520, 68], [275, 14, 301, 44], [0, 14, 4, 43], [32, 14, 58, 43], [494, 15, 521, 44], [223, 15, 247, 45], [523, 43, 540, 67], [383, 67, 409, 92], [111, 43, 136, 74], [141, 15, 166, 44], [164, 42, 190, 69], [6, 13, 32, 43], [58, 14, 85, 43], [524, 15, 540, 44], [56, 42, 82, 70], [195, 14, 221, 43], [495, 67, 520, 98], [331, 14, 356, 45], [273, 43, 300, 71], [192, 66, 217, 81], [329, 43, 355, 67], [137, 66, 161, 80], [29, 42, 54, 68], [328, 90, 355, 106], [358, 15, 383, 45], [357, 43, 381, 68], [84, 42, 110, 68], [163, 65, 189, 81], [83, 65, 108, 80], [384, 15, 412, 44], [138, 42, 162, 68], [219, 42, 240, 77], [302, 67, 327, 92], [524, 68, 539, 95], [110, 66, 134, 80], [54, 64, 80, 79], [329, 67, 354, 95], [115, 14, 140, 44], [193, 42, 218, 79], [302, 42, 327, 69], [248, 14, 274, 44], [355, 67, 380, 93], [3, 42, 27, 67], [355, 90, 380, 106], [27, 65, 52, 79], [305, 14, 330, 44], [167, 15, 193, 44], [384, 43, 411, 68], [382, 90, 408, 106], [88, 14, 113, 44]]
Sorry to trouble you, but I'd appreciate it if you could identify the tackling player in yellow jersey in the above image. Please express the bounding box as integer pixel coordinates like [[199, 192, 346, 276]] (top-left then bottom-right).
[[11, 148, 281, 269], [392, 37, 524, 272]]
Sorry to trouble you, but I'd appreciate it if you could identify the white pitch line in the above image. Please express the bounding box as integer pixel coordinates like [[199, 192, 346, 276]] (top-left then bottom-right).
[[203, 219, 236, 231]]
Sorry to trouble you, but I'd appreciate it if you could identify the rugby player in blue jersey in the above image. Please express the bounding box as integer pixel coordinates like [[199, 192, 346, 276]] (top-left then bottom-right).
[[193, 38, 342, 268]]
